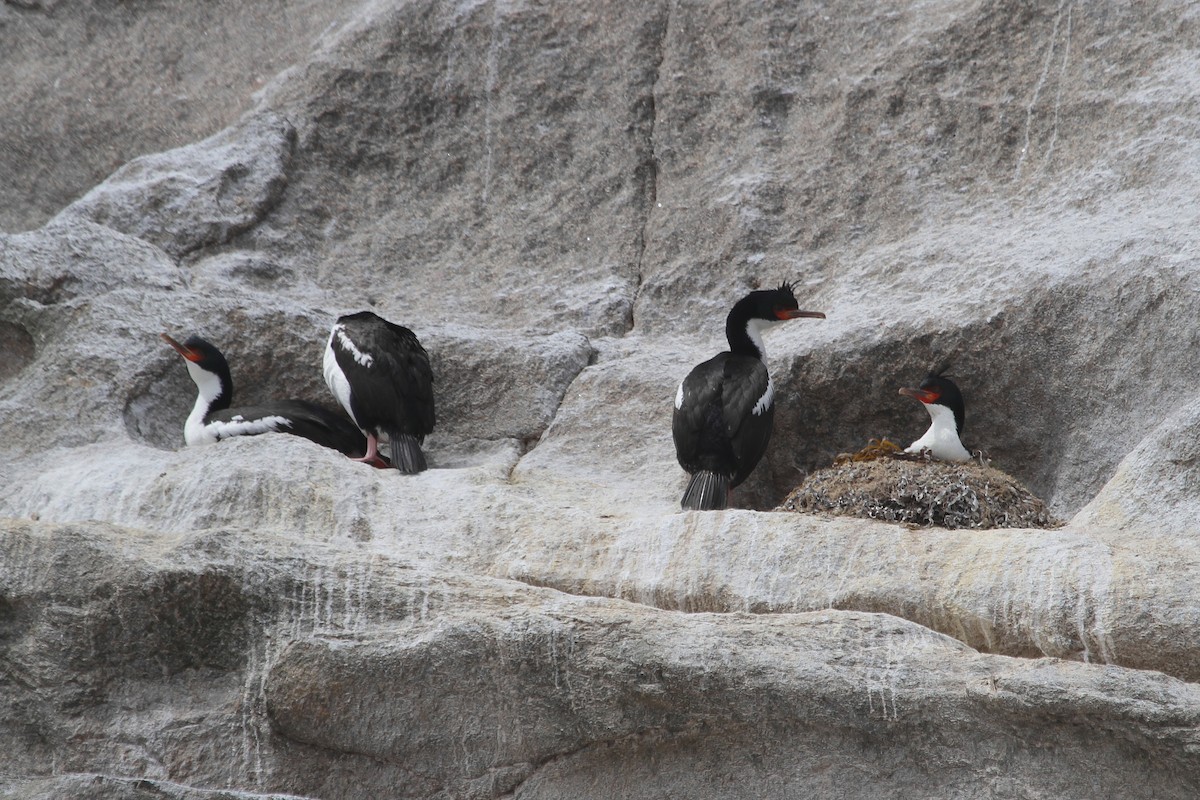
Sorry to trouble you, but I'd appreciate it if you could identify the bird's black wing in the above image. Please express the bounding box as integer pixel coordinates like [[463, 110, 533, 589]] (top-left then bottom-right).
[[330, 329, 400, 434], [374, 320, 436, 437], [332, 319, 435, 438], [719, 357, 775, 487], [275, 400, 371, 457], [208, 400, 368, 457], [672, 354, 736, 475]]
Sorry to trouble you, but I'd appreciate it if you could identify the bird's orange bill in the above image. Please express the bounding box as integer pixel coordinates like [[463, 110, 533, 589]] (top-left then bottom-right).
[[160, 333, 201, 362], [776, 309, 826, 320]]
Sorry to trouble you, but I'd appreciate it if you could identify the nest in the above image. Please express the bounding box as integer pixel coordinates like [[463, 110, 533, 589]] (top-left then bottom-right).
[[777, 439, 1059, 530]]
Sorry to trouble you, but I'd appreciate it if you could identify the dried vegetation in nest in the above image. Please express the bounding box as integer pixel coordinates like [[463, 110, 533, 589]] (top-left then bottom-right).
[[778, 439, 1060, 530]]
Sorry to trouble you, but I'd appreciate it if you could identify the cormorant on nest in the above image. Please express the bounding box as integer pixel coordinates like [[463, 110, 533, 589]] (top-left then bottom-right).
[[778, 438, 1058, 530]]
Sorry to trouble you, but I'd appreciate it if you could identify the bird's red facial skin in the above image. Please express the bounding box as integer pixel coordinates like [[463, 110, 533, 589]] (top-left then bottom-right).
[[160, 333, 202, 362], [899, 386, 940, 404]]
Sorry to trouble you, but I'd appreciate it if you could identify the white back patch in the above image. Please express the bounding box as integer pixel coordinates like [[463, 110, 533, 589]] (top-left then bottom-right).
[[752, 374, 774, 416], [674, 381, 685, 410], [332, 323, 374, 368], [208, 415, 291, 441]]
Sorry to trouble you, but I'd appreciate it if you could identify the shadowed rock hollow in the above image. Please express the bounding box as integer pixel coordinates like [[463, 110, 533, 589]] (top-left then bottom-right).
[[3, 1, 1200, 798]]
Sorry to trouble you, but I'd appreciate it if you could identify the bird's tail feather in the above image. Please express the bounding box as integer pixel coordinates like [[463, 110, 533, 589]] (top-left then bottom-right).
[[390, 434, 427, 474], [681, 471, 729, 510]]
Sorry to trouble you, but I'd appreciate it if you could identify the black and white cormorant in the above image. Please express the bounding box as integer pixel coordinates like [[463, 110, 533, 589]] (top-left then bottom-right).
[[672, 281, 826, 510], [898, 371, 971, 462], [323, 311, 435, 474], [161, 333, 381, 462]]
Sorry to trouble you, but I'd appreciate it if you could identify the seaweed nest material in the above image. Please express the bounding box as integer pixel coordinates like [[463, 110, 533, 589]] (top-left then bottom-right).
[[777, 439, 1059, 530]]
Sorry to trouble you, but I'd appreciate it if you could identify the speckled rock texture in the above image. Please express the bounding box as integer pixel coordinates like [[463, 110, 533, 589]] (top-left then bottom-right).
[[3, 1, 1200, 797]]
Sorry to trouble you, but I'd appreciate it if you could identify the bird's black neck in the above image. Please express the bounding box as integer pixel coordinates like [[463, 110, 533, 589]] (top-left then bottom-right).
[[725, 298, 768, 360]]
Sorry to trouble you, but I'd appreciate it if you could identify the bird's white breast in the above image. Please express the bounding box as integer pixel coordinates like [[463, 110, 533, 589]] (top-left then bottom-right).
[[324, 333, 359, 427], [905, 403, 971, 462], [184, 412, 217, 446], [183, 361, 226, 446], [745, 318, 775, 361]]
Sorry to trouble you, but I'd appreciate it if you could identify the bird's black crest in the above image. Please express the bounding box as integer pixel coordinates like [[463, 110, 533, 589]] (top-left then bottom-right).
[[778, 279, 801, 298], [928, 361, 954, 380]]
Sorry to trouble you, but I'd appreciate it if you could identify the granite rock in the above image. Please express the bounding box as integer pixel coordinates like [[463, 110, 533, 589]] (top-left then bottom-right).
[[3, 0, 1200, 797]]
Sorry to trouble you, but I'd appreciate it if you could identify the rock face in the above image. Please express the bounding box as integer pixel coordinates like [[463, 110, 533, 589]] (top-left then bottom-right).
[[3, 1, 1200, 798]]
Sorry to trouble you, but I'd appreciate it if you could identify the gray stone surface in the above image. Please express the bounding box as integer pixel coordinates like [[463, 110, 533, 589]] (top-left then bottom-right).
[[8, 774, 311, 800], [5, 519, 1200, 799], [60, 114, 299, 261], [3, 0, 1200, 797], [0, 0, 361, 233]]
